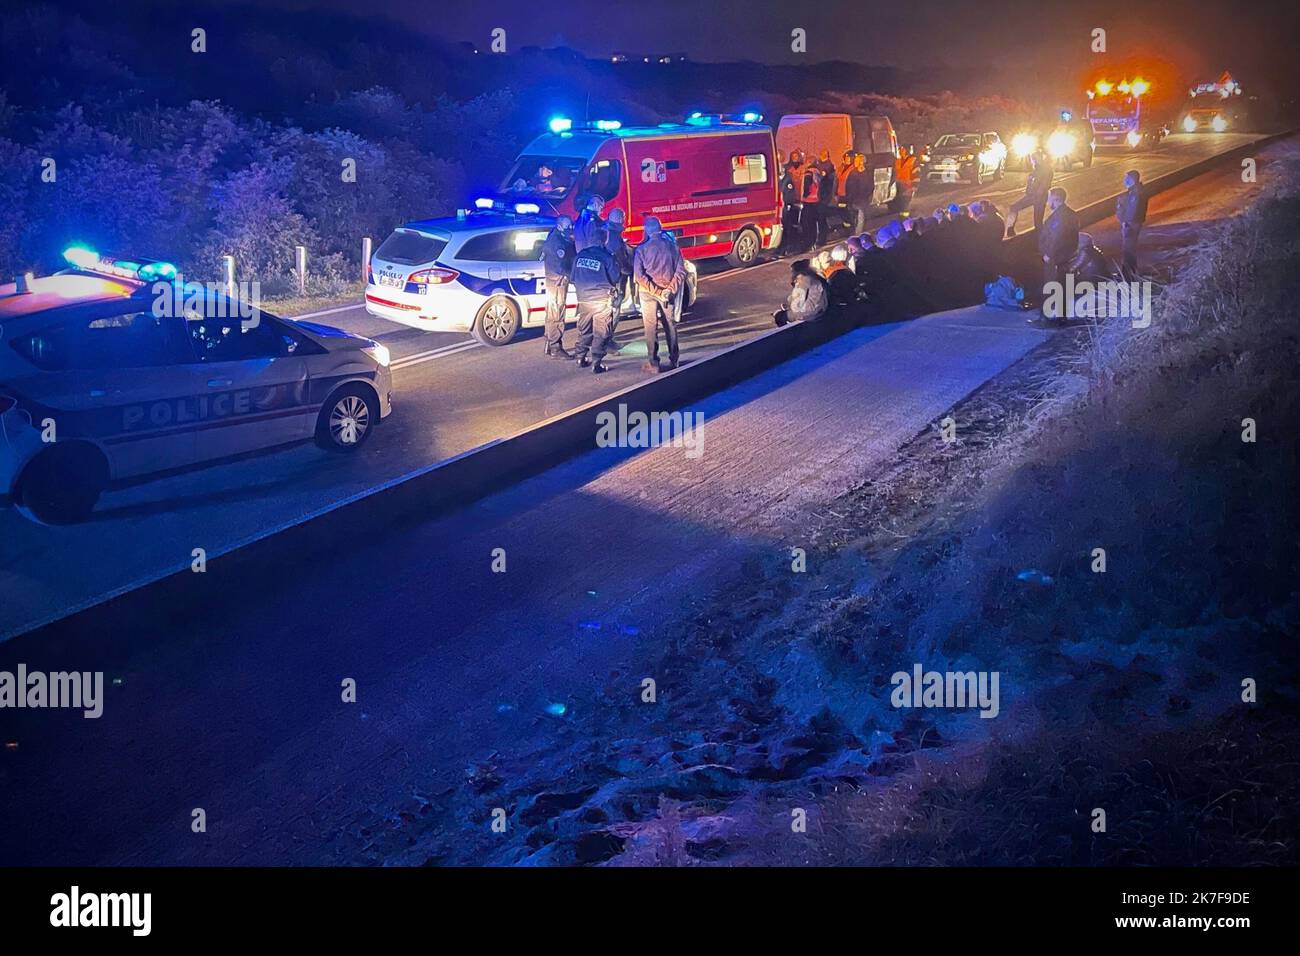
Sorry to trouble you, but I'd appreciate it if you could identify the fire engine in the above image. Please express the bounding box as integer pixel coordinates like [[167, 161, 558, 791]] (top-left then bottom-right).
[[491, 113, 781, 267], [1181, 72, 1249, 133], [1085, 77, 1170, 150]]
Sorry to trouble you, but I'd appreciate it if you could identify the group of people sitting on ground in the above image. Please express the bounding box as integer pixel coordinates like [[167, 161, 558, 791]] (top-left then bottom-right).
[[774, 198, 1012, 326]]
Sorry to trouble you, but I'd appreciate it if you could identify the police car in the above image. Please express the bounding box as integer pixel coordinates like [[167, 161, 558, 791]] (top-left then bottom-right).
[[365, 204, 697, 346], [0, 247, 394, 523]]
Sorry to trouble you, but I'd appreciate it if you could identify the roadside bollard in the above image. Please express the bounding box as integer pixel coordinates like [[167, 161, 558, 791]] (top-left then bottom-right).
[[221, 255, 235, 298], [295, 245, 307, 295], [361, 237, 372, 286]]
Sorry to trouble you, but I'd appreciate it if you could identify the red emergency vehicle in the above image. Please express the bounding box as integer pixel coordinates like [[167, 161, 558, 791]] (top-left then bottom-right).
[[493, 114, 782, 267]]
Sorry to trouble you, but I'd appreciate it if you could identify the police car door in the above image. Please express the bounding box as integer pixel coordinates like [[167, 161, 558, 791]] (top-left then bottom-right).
[[4, 304, 199, 481], [181, 301, 314, 462]]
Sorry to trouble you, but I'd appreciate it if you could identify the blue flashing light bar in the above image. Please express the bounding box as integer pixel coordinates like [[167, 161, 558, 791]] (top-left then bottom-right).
[[549, 116, 573, 133], [474, 197, 496, 210], [513, 202, 541, 215], [593, 119, 622, 131], [62, 245, 179, 282]]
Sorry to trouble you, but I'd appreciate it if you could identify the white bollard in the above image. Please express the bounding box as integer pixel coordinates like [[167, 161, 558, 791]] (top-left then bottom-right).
[[361, 237, 372, 286], [221, 255, 235, 298], [295, 246, 307, 295]]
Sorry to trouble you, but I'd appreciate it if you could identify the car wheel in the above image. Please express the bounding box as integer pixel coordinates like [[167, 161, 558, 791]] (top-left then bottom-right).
[[16, 443, 108, 524], [726, 228, 761, 268], [472, 295, 521, 346], [316, 384, 378, 452]]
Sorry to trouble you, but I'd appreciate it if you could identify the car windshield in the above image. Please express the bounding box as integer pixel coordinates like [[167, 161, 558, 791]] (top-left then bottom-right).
[[1088, 100, 1137, 119], [936, 134, 981, 148], [500, 156, 587, 198]]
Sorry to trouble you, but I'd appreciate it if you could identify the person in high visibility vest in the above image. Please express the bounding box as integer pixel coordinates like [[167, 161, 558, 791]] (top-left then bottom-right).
[[894, 145, 921, 214]]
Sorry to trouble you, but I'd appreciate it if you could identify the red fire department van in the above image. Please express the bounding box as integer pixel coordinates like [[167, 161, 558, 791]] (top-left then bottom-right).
[[493, 114, 782, 267]]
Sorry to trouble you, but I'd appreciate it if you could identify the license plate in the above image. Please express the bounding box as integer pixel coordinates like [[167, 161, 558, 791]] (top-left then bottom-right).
[[378, 273, 404, 289]]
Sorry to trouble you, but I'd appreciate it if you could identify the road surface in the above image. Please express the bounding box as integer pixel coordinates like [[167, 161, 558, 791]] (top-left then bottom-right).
[[0, 136, 1285, 865], [0, 132, 1268, 639]]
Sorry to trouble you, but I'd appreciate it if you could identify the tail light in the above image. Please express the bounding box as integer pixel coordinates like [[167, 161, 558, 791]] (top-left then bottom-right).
[[409, 267, 460, 286]]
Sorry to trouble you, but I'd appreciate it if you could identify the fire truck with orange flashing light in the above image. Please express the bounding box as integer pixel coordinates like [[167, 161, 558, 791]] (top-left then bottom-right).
[[1084, 76, 1171, 150]]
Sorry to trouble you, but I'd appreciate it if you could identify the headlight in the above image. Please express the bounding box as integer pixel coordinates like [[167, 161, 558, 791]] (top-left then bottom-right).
[[1126, 130, 1142, 147], [363, 344, 391, 368], [1182, 115, 1198, 132], [1011, 133, 1038, 157], [1211, 115, 1228, 132], [1046, 130, 1076, 158]]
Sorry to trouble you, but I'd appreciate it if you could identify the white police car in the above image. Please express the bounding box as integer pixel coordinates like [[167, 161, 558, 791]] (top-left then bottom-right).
[[0, 247, 394, 523], [365, 204, 697, 346]]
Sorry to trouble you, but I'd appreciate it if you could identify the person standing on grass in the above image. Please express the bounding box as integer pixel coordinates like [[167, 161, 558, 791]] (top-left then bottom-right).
[[1115, 169, 1149, 275]]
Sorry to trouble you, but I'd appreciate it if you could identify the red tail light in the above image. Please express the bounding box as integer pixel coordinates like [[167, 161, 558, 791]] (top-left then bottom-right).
[[409, 267, 460, 286]]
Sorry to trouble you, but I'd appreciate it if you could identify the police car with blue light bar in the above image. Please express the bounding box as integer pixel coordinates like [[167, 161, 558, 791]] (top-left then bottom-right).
[[366, 202, 696, 346], [0, 247, 394, 523]]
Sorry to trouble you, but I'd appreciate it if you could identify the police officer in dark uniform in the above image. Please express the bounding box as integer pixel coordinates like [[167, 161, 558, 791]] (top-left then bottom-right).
[[779, 152, 805, 252], [1115, 169, 1148, 274], [605, 206, 634, 321], [539, 215, 575, 358], [1007, 147, 1053, 236], [632, 215, 687, 373], [571, 223, 622, 373]]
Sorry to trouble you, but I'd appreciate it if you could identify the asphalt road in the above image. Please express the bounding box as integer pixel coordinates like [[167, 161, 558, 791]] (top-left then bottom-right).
[[0, 132, 1265, 639], [0, 136, 1283, 865]]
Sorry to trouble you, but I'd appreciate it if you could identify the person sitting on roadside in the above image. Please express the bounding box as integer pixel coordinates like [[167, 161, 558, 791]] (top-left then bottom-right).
[[774, 258, 829, 326], [1068, 232, 1114, 283], [825, 243, 859, 305]]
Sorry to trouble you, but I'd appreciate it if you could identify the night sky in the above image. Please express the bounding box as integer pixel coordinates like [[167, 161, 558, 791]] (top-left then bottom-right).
[[248, 0, 1300, 82]]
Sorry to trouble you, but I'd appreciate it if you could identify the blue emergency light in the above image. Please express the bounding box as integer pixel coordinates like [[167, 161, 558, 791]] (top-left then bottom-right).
[[513, 202, 540, 215], [742, 111, 763, 123], [593, 119, 622, 131], [62, 244, 179, 282], [549, 116, 573, 134], [474, 197, 496, 210]]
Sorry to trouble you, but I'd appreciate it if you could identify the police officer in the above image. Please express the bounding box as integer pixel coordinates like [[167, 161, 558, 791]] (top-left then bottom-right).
[[573, 195, 607, 252], [1037, 186, 1080, 322], [1115, 169, 1148, 274], [571, 223, 622, 373], [539, 215, 575, 358], [779, 152, 805, 252], [632, 215, 687, 373], [605, 207, 634, 319], [1007, 147, 1053, 236]]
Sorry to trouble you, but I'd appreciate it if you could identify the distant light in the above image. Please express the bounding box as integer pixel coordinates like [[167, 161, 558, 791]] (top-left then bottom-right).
[[594, 119, 622, 131], [1059, 109, 1072, 122], [1183, 115, 1198, 132], [1095, 80, 1113, 96], [474, 197, 495, 210], [63, 244, 99, 269], [514, 202, 540, 215], [548, 116, 572, 134], [742, 111, 763, 123], [690, 111, 702, 119], [1211, 115, 1228, 132], [1046, 130, 1076, 159], [1011, 132, 1038, 157], [544, 702, 567, 717], [1131, 78, 1150, 97], [1117, 80, 1131, 94], [1126, 130, 1142, 147]]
